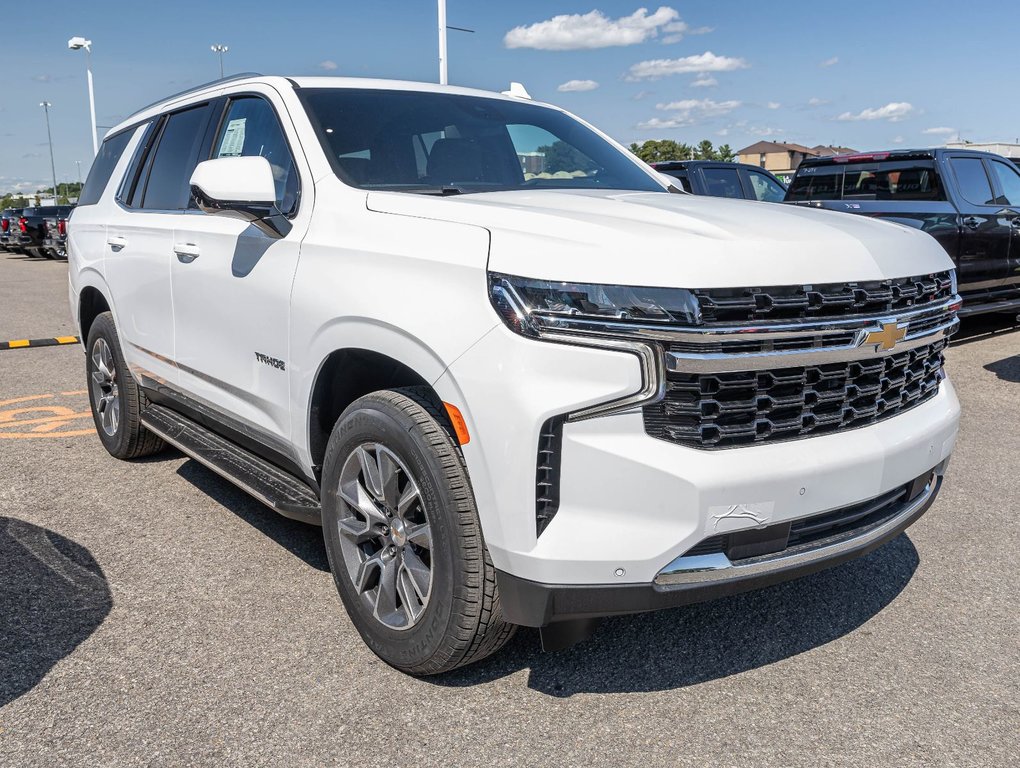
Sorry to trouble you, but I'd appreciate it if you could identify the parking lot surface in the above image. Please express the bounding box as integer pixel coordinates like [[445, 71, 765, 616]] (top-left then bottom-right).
[[0, 252, 1017, 767]]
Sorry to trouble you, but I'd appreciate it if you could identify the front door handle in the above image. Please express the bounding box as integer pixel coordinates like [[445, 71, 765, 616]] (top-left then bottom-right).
[[107, 235, 127, 250], [173, 243, 200, 263], [962, 216, 981, 230]]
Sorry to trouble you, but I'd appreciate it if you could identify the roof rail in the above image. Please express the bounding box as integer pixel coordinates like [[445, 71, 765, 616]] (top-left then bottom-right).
[[126, 71, 264, 121]]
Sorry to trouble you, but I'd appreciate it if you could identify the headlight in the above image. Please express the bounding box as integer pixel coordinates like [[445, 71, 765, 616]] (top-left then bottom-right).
[[489, 272, 701, 337]]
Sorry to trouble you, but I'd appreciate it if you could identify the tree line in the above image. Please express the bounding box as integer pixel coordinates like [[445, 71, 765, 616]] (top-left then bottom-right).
[[1, 182, 83, 209], [628, 139, 736, 164]]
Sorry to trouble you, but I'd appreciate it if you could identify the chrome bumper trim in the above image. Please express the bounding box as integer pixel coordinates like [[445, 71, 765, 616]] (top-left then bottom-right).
[[654, 473, 941, 586]]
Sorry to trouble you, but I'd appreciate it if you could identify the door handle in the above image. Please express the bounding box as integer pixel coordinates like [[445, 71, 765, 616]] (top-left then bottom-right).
[[173, 243, 200, 263], [962, 216, 980, 230], [107, 235, 127, 250]]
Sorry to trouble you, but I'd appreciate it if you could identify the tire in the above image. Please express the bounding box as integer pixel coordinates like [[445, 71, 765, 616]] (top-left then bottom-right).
[[85, 312, 165, 459], [321, 387, 515, 675]]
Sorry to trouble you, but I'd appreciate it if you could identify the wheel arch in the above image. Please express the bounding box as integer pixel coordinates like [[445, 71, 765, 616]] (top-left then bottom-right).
[[78, 284, 112, 346]]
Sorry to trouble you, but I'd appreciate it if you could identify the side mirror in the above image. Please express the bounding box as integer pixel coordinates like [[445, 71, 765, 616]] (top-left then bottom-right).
[[190, 156, 289, 237]]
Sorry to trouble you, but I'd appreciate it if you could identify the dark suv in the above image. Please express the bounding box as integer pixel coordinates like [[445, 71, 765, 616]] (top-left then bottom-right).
[[653, 160, 787, 202]]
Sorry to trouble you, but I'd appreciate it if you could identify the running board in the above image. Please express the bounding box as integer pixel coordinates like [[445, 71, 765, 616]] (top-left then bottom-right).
[[141, 404, 322, 525]]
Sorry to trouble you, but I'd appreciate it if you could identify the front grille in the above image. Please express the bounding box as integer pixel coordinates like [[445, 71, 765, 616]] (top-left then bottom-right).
[[679, 481, 917, 562], [644, 338, 947, 449], [694, 271, 953, 323]]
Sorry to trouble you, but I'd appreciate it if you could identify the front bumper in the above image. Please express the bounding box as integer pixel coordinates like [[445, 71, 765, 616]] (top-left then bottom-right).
[[498, 469, 943, 628]]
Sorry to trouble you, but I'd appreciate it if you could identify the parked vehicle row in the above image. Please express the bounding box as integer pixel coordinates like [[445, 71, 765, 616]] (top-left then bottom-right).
[[69, 74, 959, 675], [0, 205, 74, 258], [653, 160, 788, 201]]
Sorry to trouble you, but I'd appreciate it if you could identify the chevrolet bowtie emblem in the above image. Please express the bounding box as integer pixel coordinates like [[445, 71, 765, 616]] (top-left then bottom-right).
[[864, 321, 908, 351]]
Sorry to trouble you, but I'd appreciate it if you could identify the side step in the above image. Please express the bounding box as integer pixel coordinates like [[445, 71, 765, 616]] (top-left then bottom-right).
[[141, 404, 322, 525]]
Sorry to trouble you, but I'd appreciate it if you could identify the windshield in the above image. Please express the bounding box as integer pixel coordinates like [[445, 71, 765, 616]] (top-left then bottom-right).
[[298, 88, 663, 194]]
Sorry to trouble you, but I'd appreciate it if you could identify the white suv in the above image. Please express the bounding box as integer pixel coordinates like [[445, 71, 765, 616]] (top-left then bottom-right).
[[68, 75, 961, 674]]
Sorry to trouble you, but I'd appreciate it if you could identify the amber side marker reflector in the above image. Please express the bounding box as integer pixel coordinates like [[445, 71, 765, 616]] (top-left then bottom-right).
[[443, 402, 470, 446]]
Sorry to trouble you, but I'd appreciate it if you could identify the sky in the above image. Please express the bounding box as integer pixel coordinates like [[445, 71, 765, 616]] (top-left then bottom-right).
[[3, 0, 1018, 194]]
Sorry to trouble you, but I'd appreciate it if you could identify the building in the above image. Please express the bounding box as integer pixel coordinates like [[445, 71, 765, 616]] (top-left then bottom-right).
[[736, 141, 856, 184], [945, 141, 1020, 158]]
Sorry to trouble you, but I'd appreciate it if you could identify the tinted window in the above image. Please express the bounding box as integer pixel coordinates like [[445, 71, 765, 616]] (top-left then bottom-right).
[[785, 166, 843, 201], [141, 104, 213, 211], [950, 158, 995, 206], [299, 88, 662, 193], [212, 97, 298, 214], [78, 129, 132, 206], [747, 170, 786, 202], [841, 162, 944, 201], [702, 168, 743, 198], [989, 160, 1020, 205], [660, 170, 692, 193]]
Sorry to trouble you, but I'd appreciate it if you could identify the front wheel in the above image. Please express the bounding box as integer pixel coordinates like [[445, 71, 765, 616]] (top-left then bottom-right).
[[321, 387, 514, 675]]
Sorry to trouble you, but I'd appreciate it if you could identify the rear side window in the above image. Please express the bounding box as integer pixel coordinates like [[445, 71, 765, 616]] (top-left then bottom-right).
[[843, 162, 945, 202], [786, 166, 843, 201], [211, 96, 298, 214], [78, 130, 132, 206], [988, 159, 1020, 205], [660, 170, 692, 193], [702, 168, 742, 198], [950, 157, 995, 206], [141, 104, 214, 211]]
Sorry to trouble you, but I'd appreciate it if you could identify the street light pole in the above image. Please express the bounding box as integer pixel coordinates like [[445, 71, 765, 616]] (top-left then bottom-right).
[[40, 102, 59, 203], [211, 44, 229, 78], [437, 0, 447, 85], [68, 37, 98, 157], [75, 160, 83, 187]]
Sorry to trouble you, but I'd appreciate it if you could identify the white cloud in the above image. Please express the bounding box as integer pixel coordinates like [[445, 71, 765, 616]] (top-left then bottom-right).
[[922, 126, 956, 135], [690, 74, 717, 88], [626, 51, 749, 81], [557, 79, 600, 92], [690, 26, 714, 35], [892, 136, 905, 144], [767, 101, 781, 110], [807, 97, 829, 107], [836, 102, 915, 122], [631, 90, 654, 100], [656, 98, 741, 118], [318, 60, 338, 71], [637, 116, 693, 130], [820, 56, 839, 67], [716, 127, 730, 137], [505, 6, 683, 50]]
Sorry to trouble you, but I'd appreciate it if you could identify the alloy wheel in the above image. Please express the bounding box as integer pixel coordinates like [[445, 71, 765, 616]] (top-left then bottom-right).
[[90, 337, 120, 436], [336, 442, 433, 630]]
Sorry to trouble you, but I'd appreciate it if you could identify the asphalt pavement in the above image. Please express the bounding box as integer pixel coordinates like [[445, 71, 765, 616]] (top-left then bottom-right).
[[0, 251, 1017, 767]]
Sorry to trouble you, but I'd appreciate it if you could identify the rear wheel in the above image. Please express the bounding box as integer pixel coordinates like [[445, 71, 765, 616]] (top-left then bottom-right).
[[321, 387, 514, 675], [85, 312, 165, 459]]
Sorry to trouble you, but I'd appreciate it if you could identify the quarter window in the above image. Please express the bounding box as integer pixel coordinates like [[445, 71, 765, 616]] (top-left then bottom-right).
[[141, 104, 214, 210], [78, 129, 132, 206], [213, 97, 298, 214], [950, 157, 995, 206]]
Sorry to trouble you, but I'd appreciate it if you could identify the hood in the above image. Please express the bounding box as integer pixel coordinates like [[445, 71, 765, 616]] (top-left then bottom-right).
[[366, 189, 954, 288]]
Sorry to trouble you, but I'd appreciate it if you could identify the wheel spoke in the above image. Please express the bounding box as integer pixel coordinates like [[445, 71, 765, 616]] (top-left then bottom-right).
[[91, 370, 106, 387], [353, 552, 384, 594], [401, 548, 431, 599], [336, 516, 373, 543], [373, 557, 399, 622], [396, 482, 420, 520], [378, 450, 400, 510], [339, 479, 388, 525], [356, 446, 385, 501], [404, 522, 431, 550], [397, 568, 425, 624]]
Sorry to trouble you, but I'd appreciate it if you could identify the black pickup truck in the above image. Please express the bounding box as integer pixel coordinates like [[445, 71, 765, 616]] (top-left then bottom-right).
[[1, 208, 24, 251], [653, 160, 788, 202], [13, 205, 74, 259], [785, 148, 1020, 315]]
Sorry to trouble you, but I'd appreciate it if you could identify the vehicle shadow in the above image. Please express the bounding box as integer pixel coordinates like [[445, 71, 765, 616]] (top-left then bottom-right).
[[175, 459, 330, 572], [0, 516, 112, 707], [984, 355, 1020, 382], [432, 535, 920, 696]]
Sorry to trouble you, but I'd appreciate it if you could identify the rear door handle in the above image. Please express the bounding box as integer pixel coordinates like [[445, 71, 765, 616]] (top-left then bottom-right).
[[173, 243, 200, 263], [962, 216, 980, 229], [107, 235, 127, 250]]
